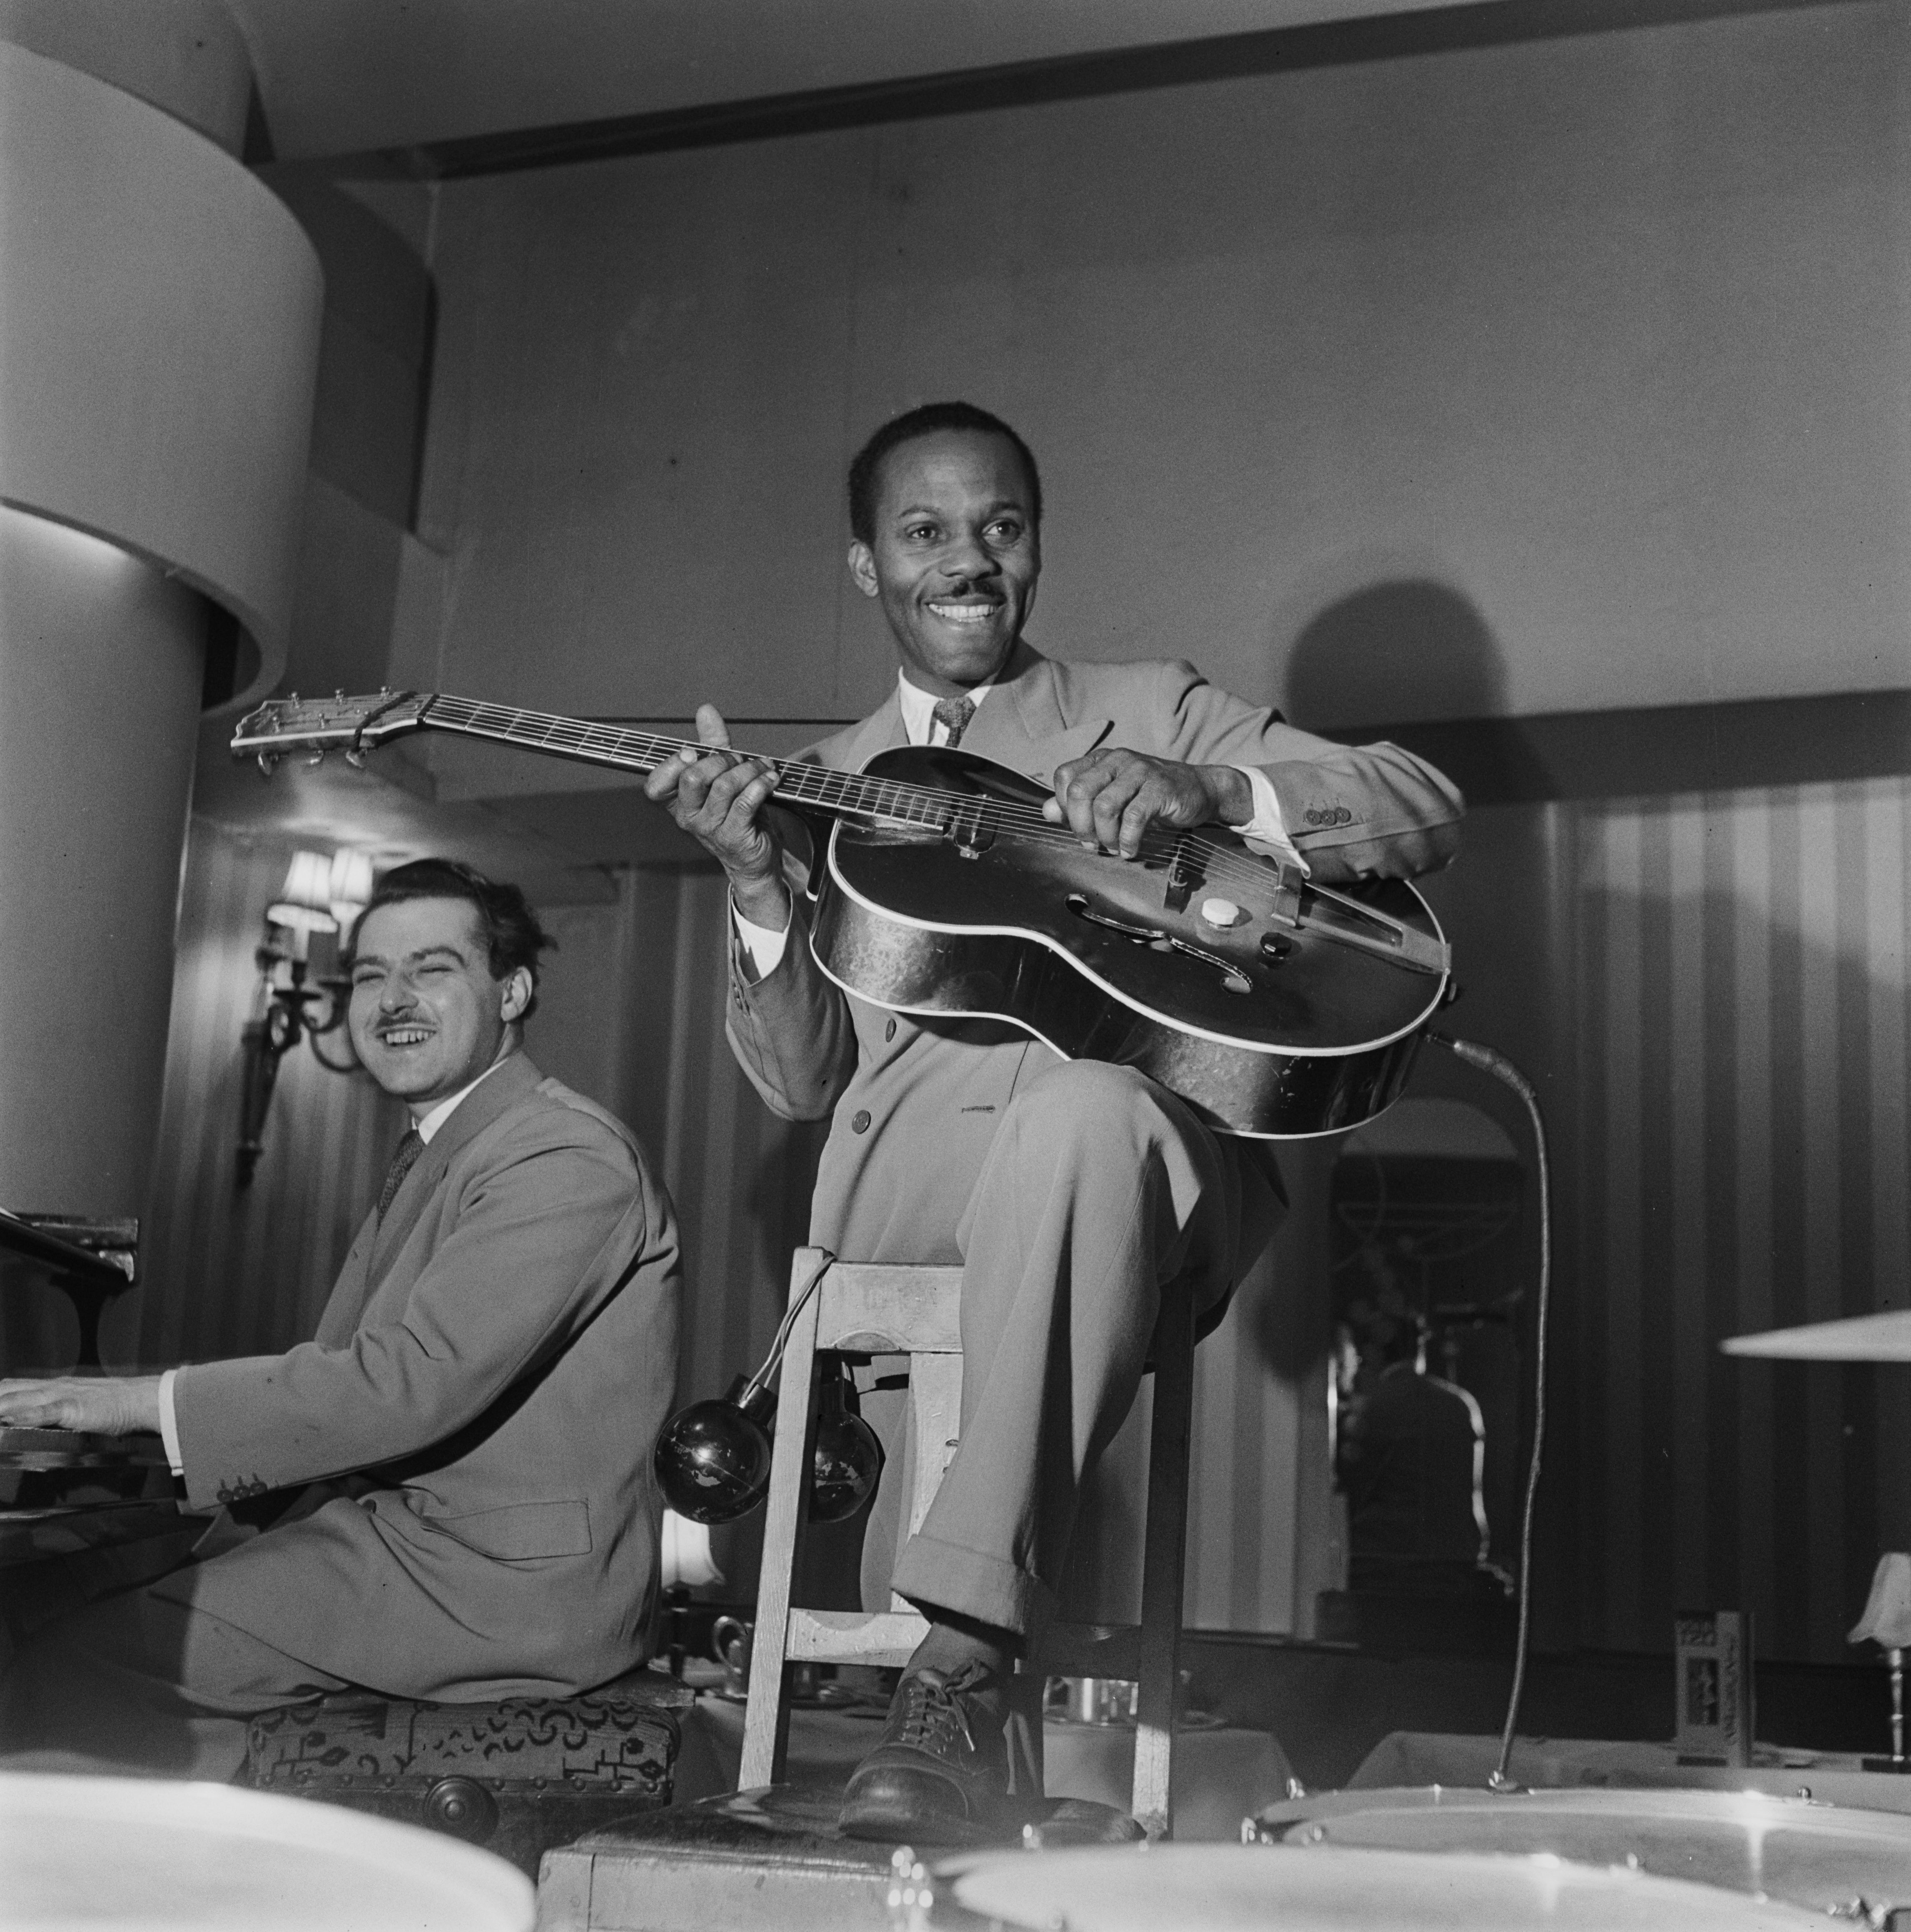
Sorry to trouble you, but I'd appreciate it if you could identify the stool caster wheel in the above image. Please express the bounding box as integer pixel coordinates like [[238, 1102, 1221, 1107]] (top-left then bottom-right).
[[423, 1775, 498, 1844]]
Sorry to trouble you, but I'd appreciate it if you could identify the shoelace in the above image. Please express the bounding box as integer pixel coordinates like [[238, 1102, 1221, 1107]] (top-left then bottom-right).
[[893, 1662, 995, 1757]]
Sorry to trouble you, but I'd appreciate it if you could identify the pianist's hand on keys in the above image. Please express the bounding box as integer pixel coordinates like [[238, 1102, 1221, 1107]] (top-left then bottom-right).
[[0, 1375, 162, 1435]]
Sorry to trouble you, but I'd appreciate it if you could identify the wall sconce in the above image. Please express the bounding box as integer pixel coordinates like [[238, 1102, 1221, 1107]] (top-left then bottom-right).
[[236, 849, 375, 1186]]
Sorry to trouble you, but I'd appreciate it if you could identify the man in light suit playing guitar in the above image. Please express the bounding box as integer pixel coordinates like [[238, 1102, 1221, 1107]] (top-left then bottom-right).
[[645, 401, 1463, 1840]]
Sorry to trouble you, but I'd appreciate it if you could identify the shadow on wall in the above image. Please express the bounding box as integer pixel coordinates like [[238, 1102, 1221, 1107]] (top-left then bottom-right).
[[1282, 578, 1557, 804], [1284, 580, 1506, 733]]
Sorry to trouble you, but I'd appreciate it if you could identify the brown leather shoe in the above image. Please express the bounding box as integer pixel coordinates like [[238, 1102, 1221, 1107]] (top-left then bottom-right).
[[837, 1662, 1036, 1844]]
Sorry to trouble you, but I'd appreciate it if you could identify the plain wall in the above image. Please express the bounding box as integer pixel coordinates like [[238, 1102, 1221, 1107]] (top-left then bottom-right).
[[408, 0, 1909, 762]]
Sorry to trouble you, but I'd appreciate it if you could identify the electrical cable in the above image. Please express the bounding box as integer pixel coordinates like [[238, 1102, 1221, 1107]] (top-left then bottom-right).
[[742, 1248, 837, 1406], [1427, 1031, 1551, 1793]]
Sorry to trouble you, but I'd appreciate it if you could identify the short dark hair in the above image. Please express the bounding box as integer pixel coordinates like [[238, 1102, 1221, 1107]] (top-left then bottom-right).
[[348, 859, 554, 1020], [847, 402, 1042, 545]]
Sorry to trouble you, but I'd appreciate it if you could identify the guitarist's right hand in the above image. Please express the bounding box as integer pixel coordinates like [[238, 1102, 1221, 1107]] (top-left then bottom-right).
[[643, 705, 791, 931]]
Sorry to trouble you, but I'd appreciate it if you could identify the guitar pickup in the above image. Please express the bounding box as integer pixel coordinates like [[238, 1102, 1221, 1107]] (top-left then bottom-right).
[[944, 811, 996, 860]]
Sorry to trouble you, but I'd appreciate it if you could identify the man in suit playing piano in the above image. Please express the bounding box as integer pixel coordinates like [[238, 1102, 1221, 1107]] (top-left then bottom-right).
[[644, 400, 1464, 1839], [0, 859, 680, 1777]]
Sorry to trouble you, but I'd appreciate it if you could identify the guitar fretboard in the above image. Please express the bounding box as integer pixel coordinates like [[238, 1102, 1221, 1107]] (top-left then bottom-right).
[[423, 696, 964, 831]]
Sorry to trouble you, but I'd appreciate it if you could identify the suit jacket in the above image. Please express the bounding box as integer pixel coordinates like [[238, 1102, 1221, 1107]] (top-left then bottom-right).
[[164, 1055, 681, 1700], [725, 642, 1464, 1278]]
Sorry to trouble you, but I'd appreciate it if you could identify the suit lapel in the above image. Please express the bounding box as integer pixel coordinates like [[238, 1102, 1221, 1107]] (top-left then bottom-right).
[[367, 1053, 544, 1279], [828, 648, 1111, 784], [830, 689, 908, 773], [967, 643, 1112, 785]]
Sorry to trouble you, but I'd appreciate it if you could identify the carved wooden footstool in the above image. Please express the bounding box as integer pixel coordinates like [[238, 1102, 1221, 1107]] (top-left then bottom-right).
[[246, 1667, 693, 1877]]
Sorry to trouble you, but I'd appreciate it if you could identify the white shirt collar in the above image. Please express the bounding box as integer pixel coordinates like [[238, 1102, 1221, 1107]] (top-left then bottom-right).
[[896, 671, 996, 746], [412, 1053, 511, 1144]]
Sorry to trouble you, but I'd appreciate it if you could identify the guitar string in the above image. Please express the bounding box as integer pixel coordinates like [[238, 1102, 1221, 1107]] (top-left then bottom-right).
[[423, 698, 1302, 895], [339, 695, 1369, 915], [302, 695, 1364, 909], [294, 692, 1330, 908]]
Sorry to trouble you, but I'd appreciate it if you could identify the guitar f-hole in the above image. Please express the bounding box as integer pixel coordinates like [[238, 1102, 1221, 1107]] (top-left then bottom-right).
[[1066, 894, 1253, 994], [1067, 894, 1164, 944]]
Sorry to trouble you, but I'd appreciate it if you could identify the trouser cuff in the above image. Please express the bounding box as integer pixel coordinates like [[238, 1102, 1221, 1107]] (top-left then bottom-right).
[[892, 1531, 1056, 1642]]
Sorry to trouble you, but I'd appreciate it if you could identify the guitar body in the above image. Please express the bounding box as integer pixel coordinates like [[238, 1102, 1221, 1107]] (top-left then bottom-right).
[[808, 746, 1447, 1139]]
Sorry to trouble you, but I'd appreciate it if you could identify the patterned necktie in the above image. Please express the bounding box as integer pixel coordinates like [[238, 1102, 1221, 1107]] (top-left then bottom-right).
[[932, 696, 976, 749], [377, 1129, 425, 1224]]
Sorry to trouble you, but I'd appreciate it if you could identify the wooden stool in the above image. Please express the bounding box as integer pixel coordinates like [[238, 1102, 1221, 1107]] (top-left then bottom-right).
[[741, 1247, 1196, 1838]]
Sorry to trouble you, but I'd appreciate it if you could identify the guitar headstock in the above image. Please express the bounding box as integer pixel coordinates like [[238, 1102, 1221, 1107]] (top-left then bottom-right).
[[230, 690, 432, 772]]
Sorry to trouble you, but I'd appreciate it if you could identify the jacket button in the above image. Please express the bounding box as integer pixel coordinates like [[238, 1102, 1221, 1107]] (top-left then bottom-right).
[[1335, 806, 1353, 825], [851, 1110, 872, 1134], [884, 1019, 897, 1043]]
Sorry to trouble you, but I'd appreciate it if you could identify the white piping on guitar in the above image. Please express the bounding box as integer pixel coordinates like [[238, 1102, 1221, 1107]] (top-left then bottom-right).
[[815, 823, 1447, 1068]]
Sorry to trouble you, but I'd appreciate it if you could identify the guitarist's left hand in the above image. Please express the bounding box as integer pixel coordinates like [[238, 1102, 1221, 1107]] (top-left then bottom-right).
[[1044, 750, 1251, 859]]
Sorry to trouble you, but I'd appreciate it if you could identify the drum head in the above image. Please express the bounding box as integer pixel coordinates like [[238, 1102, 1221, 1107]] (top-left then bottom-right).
[[1253, 1784, 1911, 1916], [922, 1843, 1822, 1930], [0, 1772, 534, 1932]]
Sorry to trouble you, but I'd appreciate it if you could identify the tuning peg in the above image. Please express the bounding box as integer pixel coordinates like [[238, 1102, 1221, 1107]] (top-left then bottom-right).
[[345, 749, 367, 770], [304, 752, 326, 767], [256, 752, 280, 778]]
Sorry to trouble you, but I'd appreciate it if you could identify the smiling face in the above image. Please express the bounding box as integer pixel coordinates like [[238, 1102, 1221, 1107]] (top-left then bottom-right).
[[847, 428, 1040, 697], [346, 896, 531, 1115]]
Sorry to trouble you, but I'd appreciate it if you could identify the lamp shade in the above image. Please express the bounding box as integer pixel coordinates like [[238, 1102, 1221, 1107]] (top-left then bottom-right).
[[1851, 1553, 1911, 1649], [266, 849, 337, 932], [660, 1509, 725, 1590], [328, 849, 374, 930]]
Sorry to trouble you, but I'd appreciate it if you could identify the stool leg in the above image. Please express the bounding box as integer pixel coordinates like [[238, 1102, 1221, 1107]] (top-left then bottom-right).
[[739, 1257, 825, 1791], [1131, 1290, 1195, 1838], [890, 1352, 963, 1611]]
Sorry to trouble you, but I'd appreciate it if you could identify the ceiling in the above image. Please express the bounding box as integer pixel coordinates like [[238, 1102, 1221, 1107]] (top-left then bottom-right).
[[223, 0, 1489, 162]]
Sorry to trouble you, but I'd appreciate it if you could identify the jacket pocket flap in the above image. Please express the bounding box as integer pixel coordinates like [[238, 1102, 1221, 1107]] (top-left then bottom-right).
[[422, 1500, 592, 1559]]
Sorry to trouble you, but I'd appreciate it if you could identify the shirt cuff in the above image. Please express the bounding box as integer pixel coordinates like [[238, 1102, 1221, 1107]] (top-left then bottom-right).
[[1232, 765, 1309, 874], [732, 899, 790, 981], [157, 1368, 185, 1476]]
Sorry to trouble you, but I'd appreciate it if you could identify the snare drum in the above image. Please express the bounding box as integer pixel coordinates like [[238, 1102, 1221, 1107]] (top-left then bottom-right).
[[900, 1842, 1822, 1930], [0, 1771, 534, 1931], [1250, 1784, 1911, 1918]]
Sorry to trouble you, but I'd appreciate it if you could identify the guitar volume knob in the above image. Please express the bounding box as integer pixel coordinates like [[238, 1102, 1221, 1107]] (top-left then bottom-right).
[[1199, 897, 1244, 929]]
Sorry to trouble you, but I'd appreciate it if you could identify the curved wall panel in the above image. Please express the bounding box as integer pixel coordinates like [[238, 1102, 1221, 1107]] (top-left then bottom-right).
[[0, 507, 206, 1220], [0, 39, 322, 702], [0, 0, 251, 152]]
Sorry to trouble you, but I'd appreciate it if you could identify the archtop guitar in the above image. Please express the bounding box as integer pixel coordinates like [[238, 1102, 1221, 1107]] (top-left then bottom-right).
[[232, 690, 1451, 1138]]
